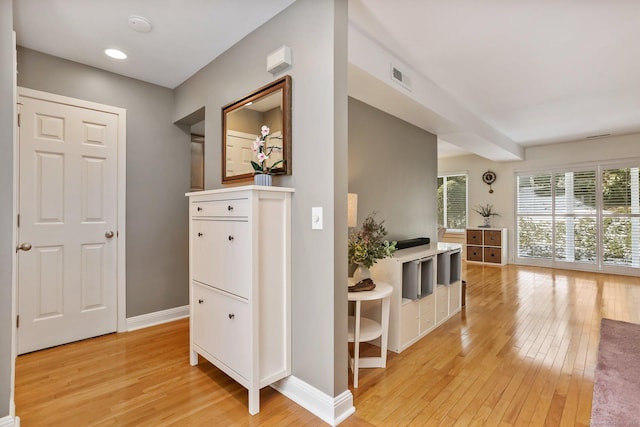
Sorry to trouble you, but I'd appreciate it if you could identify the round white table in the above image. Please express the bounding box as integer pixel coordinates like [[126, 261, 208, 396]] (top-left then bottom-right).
[[347, 281, 392, 388]]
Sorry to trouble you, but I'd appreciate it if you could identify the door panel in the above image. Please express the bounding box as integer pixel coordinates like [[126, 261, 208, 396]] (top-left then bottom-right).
[[18, 94, 119, 354]]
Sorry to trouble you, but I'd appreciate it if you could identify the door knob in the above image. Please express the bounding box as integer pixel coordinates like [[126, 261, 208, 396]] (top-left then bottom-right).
[[16, 242, 32, 252], [105, 231, 114, 238]]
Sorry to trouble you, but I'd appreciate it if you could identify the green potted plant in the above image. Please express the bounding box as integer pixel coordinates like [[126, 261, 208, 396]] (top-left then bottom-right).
[[348, 213, 397, 283], [472, 204, 499, 227]]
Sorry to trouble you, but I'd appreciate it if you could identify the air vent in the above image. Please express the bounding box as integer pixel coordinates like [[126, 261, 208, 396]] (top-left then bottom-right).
[[391, 64, 411, 91], [586, 133, 611, 139]]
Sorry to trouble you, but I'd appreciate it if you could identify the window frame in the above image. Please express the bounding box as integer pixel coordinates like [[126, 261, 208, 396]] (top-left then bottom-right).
[[514, 160, 640, 275], [438, 172, 468, 233]]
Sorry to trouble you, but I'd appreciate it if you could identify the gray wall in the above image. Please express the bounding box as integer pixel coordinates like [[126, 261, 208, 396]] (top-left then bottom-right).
[[349, 97, 438, 241], [17, 48, 190, 317], [174, 0, 349, 397], [1, 0, 14, 417]]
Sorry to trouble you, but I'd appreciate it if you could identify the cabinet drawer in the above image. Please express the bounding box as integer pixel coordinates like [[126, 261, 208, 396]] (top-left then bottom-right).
[[192, 220, 250, 298], [466, 246, 483, 262], [191, 198, 249, 218], [484, 230, 502, 247], [466, 229, 482, 245], [484, 247, 502, 264], [419, 294, 435, 334], [192, 283, 250, 380]]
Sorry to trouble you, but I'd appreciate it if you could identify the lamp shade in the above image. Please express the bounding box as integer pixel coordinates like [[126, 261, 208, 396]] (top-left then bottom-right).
[[347, 193, 358, 228]]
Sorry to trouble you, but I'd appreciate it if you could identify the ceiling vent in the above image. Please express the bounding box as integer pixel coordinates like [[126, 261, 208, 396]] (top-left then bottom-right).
[[391, 64, 411, 91]]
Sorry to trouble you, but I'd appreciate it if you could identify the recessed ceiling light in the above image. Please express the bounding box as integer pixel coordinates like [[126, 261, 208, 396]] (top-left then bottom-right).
[[105, 48, 127, 60]]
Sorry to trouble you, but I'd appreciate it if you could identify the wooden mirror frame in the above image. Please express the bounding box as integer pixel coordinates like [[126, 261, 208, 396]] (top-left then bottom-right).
[[222, 75, 292, 183]]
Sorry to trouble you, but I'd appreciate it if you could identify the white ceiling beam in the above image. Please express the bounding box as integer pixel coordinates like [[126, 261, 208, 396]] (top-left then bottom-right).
[[348, 22, 524, 161]]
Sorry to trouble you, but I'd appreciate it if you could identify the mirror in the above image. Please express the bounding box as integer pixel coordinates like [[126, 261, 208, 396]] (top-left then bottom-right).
[[222, 75, 291, 183]]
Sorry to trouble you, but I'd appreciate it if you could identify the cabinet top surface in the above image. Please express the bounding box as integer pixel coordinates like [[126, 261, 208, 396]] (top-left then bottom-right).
[[389, 242, 462, 262], [466, 227, 506, 231], [186, 185, 295, 197]]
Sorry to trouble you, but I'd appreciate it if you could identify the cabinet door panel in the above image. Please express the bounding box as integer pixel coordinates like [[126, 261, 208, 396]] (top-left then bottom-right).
[[484, 247, 502, 264], [400, 302, 419, 347], [466, 246, 483, 262], [419, 294, 435, 333], [449, 282, 461, 312], [435, 285, 449, 323], [484, 230, 502, 247], [466, 230, 482, 245], [192, 220, 250, 298], [192, 283, 250, 379]]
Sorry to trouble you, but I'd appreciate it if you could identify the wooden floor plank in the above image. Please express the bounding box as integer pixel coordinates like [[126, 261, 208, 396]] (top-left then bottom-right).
[[15, 264, 640, 426]]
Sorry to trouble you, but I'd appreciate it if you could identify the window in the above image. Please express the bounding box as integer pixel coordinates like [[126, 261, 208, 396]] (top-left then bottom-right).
[[602, 167, 640, 267], [516, 163, 640, 273], [438, 174, 467, 231]]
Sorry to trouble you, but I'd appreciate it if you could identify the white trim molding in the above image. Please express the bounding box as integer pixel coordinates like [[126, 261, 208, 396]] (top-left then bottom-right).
[[271, 376, 355, 426], [0, 413, 20, 427], [126, 305, 189, 332]]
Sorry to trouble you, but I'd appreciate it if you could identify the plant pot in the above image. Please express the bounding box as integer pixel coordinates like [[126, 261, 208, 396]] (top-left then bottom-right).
[[483, 216, 491, 227], [254, 174, 272, 186], [352, 264, 371, 283]]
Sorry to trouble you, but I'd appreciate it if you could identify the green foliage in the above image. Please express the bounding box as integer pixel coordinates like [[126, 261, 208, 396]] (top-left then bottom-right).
[[437, 175, 467, 229], [348, 213, 397, 268], [472, 204, 499, 218]]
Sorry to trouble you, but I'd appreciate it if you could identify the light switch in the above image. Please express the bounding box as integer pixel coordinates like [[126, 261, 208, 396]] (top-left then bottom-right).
[[312, 207, 323, 230]]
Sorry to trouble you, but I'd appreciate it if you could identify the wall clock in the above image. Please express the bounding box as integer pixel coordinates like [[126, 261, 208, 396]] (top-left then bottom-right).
[[482, 170, 496, 193]]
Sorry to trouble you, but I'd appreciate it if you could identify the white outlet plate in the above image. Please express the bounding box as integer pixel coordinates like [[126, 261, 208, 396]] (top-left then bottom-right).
[[312, 207, 323, 230]]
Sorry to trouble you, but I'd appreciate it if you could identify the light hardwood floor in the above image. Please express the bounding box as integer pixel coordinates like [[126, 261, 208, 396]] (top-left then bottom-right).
[[16, 263, 640, 426]]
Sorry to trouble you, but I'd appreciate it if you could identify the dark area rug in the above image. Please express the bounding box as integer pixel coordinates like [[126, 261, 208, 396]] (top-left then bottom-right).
[[591, 318, 640, 427]]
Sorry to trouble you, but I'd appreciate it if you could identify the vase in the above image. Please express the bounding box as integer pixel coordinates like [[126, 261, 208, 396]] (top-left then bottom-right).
[[254, 174, 272, 186], [483, 216, 491, 227], [352, 264, 371, 283]]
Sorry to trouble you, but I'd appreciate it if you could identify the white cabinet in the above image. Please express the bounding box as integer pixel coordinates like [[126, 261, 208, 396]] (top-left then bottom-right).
[[187, 186, 293, 415], [370, 243, 462, 353]]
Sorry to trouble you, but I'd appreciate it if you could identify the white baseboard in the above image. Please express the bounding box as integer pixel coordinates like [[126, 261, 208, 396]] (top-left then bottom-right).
[[126, 305, 189, 331], [0, 415, 19, 427], [271, 376, 355, 426], [0, 399, 19, 427]]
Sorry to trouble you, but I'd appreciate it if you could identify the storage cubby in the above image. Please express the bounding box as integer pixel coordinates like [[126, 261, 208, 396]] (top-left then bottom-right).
[[437, 250, 460, 285], [401, 257, 434, 300], [369, 243, 463, 353], [436, 252, 449, 285], [466, 227, 508, 265], [420, 257, 434, 298], [450, 250, 461, 283]]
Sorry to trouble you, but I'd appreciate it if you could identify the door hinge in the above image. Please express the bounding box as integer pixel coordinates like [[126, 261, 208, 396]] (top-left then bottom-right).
[[16, 315, 19, 328], [17, 112, 20, 127], [17, 213, 19, 228]]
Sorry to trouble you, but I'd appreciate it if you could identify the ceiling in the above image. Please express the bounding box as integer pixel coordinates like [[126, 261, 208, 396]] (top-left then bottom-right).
[[13, 0, 640, 160]]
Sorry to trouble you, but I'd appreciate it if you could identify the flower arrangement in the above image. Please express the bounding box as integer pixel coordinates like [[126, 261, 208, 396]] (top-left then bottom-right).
[[251, 125, 284, 175], [348, 213, 397, 268], [472, 204, 499, 218]]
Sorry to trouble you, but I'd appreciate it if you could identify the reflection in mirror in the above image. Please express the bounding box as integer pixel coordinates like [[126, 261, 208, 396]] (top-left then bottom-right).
[[222, 75, 291, 183], [190, 133, 204, 191]]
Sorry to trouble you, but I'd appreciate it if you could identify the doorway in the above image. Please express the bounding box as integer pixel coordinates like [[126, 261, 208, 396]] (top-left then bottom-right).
[[16, 88, 126, 354]]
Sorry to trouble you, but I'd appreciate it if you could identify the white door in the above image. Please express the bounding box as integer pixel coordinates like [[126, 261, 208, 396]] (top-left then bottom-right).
[[226, 130, 256, 176], [17, 93, 120, 354]]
